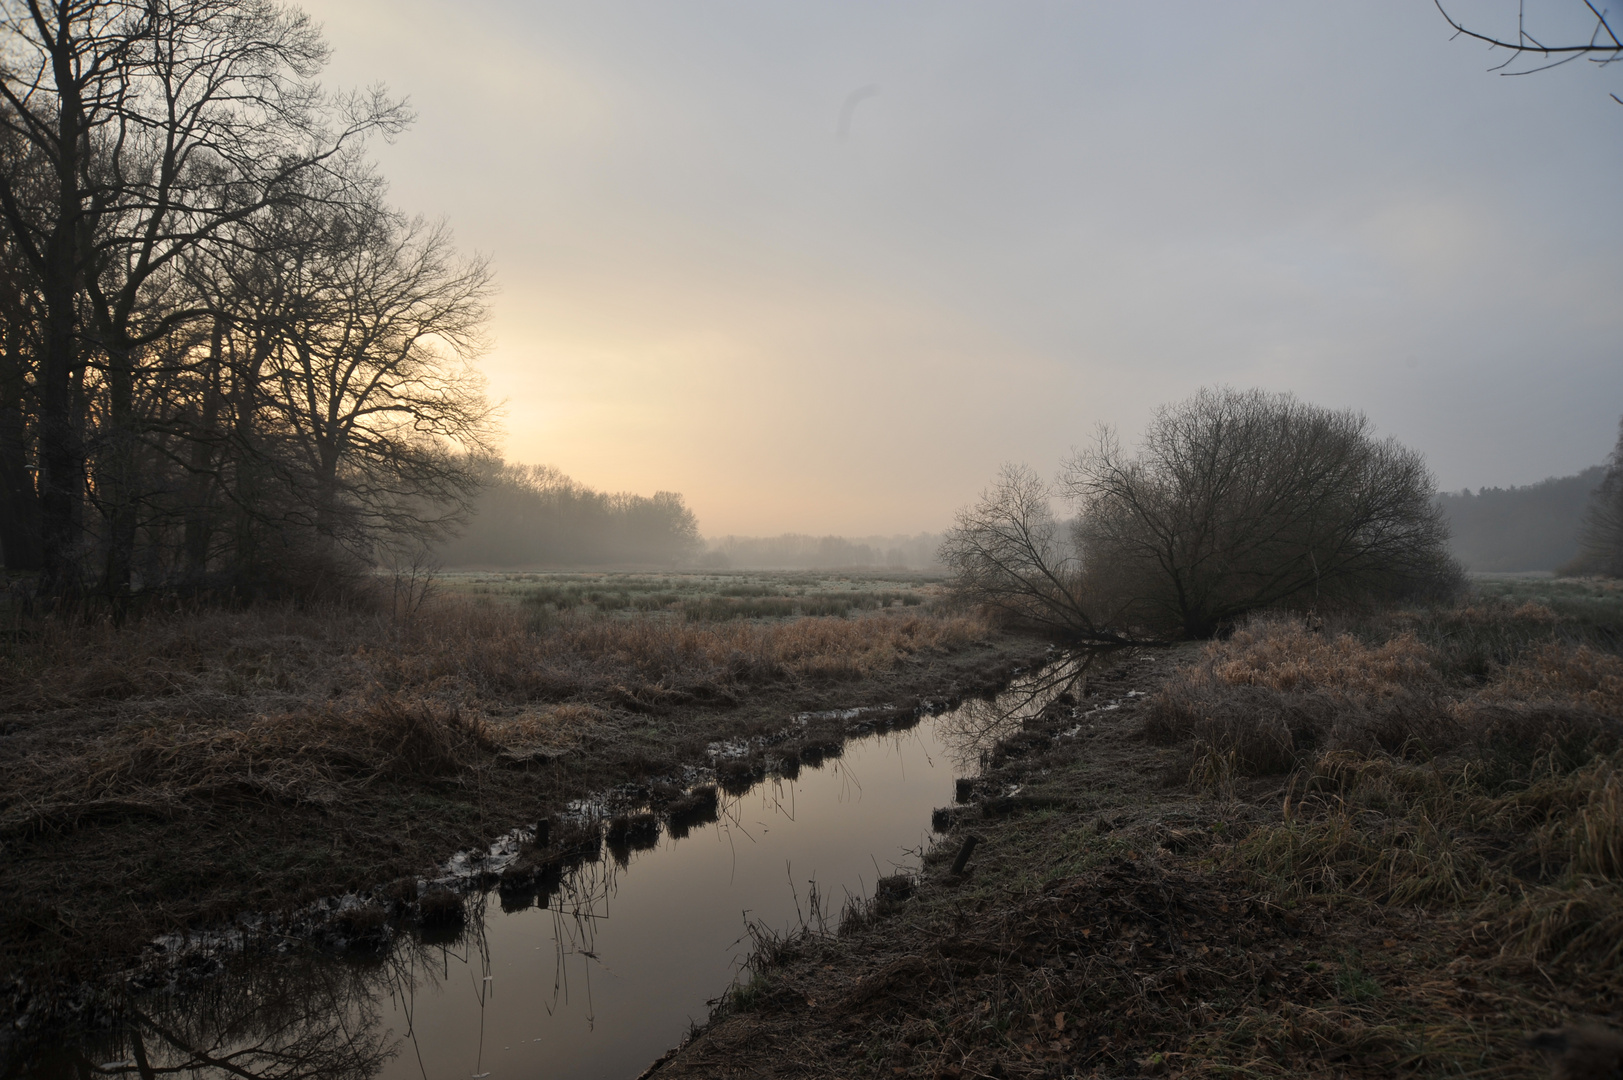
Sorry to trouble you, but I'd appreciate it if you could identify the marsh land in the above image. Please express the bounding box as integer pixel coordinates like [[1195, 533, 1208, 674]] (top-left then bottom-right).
[[0, 571, 1041, 1039], [654, 575, 1623, 1078], [3, 573, 1621, 1079]]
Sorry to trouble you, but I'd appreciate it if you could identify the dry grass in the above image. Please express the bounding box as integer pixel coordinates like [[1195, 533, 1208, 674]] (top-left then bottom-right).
[[1482, 640, 1623, 713], [0, 599, 989, 840], [1238, 747, 1623, 980], [1144, 607, 1623, 777], [1142, 620, 1450, 773], [1145, 602, 1623, 1017]]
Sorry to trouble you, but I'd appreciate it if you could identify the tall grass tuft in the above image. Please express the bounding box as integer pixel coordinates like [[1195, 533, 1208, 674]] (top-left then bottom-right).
[[1155, 604, 1623, 979]]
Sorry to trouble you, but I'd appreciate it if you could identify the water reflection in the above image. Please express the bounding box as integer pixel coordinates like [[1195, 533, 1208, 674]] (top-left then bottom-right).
[[23, 953, 393, 1080], [8, 653, 1108, 1080], [933, 649, 1101, 771]]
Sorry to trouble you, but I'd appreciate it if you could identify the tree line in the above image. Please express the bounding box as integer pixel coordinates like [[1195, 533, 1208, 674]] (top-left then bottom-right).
[[1431, 419, 1623, 578], [1436, 468, 1604, 573], [436, 460, 701, 568], [0, 0, 494, 606]]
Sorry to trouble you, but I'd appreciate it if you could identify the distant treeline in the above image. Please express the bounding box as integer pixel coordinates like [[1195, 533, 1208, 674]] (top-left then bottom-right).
[[437, 461, 701, 567], [442, 458, 1614, 575], [1436, 467, 1604, 572], [438, 467, 941, 572], [700, 533, 944, 571]]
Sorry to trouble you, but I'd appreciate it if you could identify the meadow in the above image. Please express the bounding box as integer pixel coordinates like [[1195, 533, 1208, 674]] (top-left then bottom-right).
[[436, 568, 940, 621]]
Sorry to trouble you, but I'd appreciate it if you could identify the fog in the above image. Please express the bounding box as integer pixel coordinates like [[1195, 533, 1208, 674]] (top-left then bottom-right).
[[306, 1, 1623, 537]]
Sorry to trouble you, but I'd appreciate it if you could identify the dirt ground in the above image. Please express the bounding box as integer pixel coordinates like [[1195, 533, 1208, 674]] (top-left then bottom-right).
[[646, 633, 1618, 1079]]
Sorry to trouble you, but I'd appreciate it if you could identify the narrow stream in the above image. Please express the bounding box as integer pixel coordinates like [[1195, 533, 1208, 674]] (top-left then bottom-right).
[[8, 657, 1091, 1080]]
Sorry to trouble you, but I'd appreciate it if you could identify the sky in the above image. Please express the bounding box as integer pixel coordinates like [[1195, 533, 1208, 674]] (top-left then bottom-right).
[[303, 0, 1623, 537]]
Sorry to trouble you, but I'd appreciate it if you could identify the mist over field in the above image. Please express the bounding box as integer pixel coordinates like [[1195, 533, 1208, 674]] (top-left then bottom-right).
[[434, 457, 1609, 575], [4, 4, 1623, 1078]]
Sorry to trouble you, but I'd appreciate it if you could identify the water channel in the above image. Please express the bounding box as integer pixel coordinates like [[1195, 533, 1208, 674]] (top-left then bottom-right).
[[7, 657, 1092, 1080]]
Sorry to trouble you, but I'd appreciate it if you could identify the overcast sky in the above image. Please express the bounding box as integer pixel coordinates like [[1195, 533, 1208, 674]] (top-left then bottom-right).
[[304, 0, 1623, 536]]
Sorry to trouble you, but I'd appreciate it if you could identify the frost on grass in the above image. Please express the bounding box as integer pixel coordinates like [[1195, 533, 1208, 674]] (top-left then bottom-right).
[[1149, 604, 1623, 985]]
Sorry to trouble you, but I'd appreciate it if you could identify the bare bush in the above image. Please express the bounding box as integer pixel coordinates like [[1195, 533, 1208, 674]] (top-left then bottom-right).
[[1067, 388, 1460, 638], [937, 464, 1137, 644], [944, 389, 1459, 642]]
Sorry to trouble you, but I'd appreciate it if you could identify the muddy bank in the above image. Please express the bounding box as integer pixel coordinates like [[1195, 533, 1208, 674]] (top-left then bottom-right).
[[0, 608, 1046, 1035], [646, 640, 1598, 1079]]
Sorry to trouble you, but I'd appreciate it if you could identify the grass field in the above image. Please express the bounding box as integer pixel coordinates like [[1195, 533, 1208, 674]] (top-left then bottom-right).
[[436, 569, 944, 622]]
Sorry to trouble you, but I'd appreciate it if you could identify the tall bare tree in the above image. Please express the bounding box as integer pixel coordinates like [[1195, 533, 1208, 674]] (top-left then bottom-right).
[[0, 0, 406, 599], [260, 200, 494, 563]]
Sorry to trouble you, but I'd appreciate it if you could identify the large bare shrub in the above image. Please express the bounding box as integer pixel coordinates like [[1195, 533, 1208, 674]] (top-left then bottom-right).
[[943, 389, 1459, 641], [1068, 388, 1458, 637]]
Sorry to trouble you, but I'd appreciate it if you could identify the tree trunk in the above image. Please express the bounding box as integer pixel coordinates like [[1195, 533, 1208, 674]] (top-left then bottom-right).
[[36, 275, 83, 596], [99, 345, 138, 606], [33, 24, 91, 600], [182, 320, 225, 579], [0, 315, 41, 570]]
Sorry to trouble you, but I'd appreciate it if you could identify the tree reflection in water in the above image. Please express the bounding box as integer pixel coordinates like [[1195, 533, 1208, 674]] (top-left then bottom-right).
[[932, 649, 1109, 773], [51, 951, 395, 1080]]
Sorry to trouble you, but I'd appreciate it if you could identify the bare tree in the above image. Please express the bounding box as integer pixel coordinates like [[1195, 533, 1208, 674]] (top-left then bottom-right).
[[0, 0, 406, 599], [0, 235, 43, 570], [939, 463, 1138, 643], [176, 189, 336, 586], [260, 198, 494, 563], [1435, 0, 1622, 102]]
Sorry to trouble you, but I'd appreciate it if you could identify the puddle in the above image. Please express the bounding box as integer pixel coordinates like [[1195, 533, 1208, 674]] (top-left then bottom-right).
[[5, 655, 1103, 1080]]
